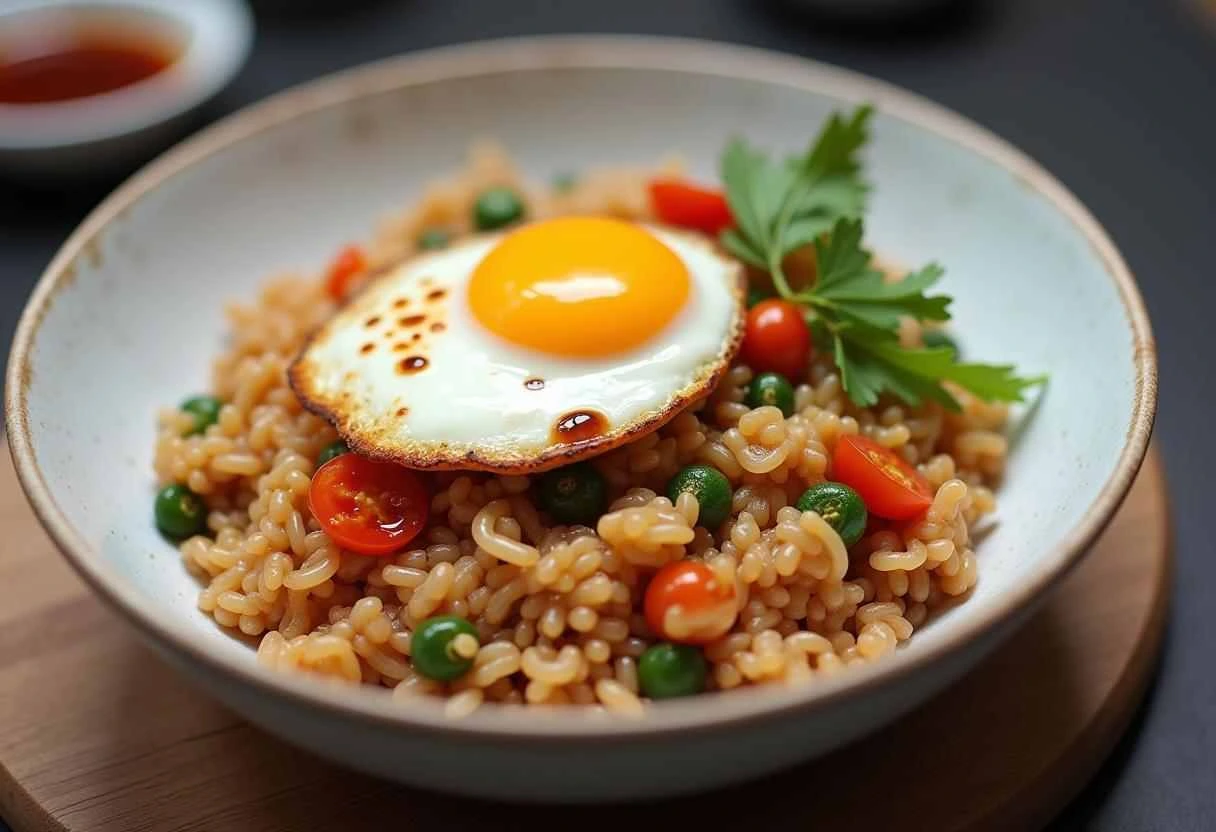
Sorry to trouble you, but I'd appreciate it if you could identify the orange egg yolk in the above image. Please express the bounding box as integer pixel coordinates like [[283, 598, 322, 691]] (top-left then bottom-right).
[[467, 216, 691, 357]]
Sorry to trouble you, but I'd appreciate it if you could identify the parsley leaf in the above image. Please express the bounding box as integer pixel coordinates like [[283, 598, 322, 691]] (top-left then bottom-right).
[[811, 218, 1043, 410], [720, 140, 784, 269], [720, 106, 872, 293], [839, 331, 1043, 410], [805, 219, 952, 331], [718, 101, 1044, 411]]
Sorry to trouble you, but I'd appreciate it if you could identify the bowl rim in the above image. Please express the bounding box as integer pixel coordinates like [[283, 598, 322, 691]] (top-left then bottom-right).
[[4, 34, 1157, 742], [0, 0, 253, 149]]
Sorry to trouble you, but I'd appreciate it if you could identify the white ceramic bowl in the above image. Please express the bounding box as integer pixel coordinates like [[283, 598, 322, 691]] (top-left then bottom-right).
[[4, 36, 1156, 802], [0, 0, 253, 175]]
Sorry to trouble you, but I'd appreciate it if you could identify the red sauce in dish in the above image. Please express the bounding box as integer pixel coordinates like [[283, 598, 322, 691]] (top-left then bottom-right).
[[0, 33, 175, 105]]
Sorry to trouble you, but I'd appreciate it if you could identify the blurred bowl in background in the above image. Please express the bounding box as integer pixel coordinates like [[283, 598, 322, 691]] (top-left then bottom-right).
[[0, 0, 253, 177], [777, 0, 970, 24]]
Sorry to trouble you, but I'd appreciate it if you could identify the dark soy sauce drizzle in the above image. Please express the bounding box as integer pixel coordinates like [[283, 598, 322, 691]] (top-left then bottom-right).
[[553, 410, 608, 444], [397, 356, 428, 374]]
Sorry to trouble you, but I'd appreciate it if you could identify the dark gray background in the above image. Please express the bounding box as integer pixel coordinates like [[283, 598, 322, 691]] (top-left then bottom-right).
[[2, 0, 1211, 829]]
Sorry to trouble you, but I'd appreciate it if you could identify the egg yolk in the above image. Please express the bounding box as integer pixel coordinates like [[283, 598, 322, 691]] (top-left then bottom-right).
[[467, 216, 691, 357]]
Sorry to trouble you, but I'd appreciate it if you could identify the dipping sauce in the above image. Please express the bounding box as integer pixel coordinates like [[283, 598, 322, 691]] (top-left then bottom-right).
[[0, 29, 176, 105]]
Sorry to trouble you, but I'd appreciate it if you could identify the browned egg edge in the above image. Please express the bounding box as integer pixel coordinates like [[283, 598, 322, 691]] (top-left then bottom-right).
[[288, 236, 747, 476]]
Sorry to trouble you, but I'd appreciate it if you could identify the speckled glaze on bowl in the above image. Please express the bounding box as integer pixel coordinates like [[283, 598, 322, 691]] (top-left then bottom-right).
[[4, 37, 1156, 802]]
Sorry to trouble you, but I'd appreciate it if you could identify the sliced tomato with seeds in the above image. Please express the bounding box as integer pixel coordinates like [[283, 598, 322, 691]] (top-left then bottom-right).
[[324, 244, 369, 301], [309, 453, 428, 556], [831, 434, 933, 521], [648, 179, 734, 236]]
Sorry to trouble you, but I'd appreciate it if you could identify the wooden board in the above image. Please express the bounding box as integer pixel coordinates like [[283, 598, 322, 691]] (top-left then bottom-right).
[[0, 444, 1170, 832]]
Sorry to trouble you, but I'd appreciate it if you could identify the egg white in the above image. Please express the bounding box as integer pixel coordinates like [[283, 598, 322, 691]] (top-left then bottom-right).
[[290, 224, 744, 473]]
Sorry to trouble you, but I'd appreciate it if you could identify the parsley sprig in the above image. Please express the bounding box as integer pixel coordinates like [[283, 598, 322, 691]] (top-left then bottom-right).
[[719, 105, 1043, 411]]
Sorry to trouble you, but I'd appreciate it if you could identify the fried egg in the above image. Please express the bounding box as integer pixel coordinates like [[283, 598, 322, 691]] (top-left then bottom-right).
[[290, 216, 744, 474]]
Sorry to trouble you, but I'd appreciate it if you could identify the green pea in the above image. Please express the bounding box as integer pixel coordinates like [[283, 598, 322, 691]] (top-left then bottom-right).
[[411, 615, 480, 681], [638, 643, 707, 699], [922, 329, 959, 356], [552, 172, 577, 193], [538, 463, 607, 525], [666, 464, 733, 530], [473, 187, 525, 231], [796, 481, 868, 547], [155, 484, 208, 540], [417, 227, 451, 250], [745, 372, 796, 417], [317, 440, 349, 467], [180, 395, 222, 436]]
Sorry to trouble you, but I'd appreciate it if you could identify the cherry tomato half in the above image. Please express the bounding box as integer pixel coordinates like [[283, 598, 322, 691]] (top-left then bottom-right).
[[740, 299, 812, 380], [831, 434, 933, 521], [309, 453, 428, 556], [644, 560, 737, 645], [648, 179, 734, 236], [324, 244, 369, 301]]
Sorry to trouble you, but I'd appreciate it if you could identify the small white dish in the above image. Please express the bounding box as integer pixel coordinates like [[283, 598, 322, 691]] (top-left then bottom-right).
[[0, 0, 253, 175], [4, 36, 1156, 802]]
